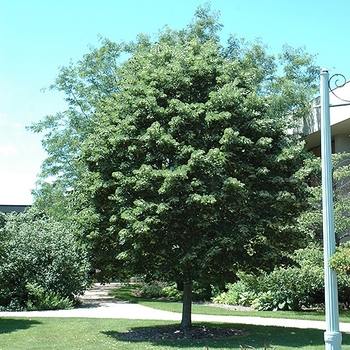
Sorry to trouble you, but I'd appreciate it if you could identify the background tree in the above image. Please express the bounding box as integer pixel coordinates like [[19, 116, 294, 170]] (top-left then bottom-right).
[[213, 153, 350, 311], [0, 208, 91, 310], [297, 152, 350, 243], [29, 37, 123, 228], [31, 5, 319, 328]]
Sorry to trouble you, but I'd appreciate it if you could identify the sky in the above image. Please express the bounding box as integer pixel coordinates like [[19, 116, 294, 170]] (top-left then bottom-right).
[[1, 0, 350, 205]]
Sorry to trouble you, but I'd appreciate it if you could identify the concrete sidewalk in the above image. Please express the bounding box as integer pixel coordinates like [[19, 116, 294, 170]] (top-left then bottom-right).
[[1, 283, 349, 334]]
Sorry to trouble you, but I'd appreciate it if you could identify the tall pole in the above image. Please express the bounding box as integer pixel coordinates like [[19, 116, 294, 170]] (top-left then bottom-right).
[[320, 68, 342, 350]]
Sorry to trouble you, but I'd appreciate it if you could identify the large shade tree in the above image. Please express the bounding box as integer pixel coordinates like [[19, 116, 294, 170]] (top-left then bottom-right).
[[31, 6, 319, 328]]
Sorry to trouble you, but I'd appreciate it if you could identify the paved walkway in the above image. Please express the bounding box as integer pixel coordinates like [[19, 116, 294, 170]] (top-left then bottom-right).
[[1, 283, 350, 334]]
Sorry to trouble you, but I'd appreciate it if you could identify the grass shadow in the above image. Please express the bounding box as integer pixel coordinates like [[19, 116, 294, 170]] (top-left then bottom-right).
[[103, 322, 350, 348], [0, 318, 42, 334]]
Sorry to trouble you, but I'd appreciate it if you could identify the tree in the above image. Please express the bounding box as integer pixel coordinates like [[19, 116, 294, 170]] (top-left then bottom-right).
[[29, 37, 123, 227], [31, 5, 319, 327], [297, 152, 350, 243], [0, 208, 91, 310]]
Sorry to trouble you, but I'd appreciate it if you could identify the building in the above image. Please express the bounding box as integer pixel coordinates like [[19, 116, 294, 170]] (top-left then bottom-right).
[[0, 205, 30, 214], [303, 79, 350, 155], [302, 79, 350, 243]]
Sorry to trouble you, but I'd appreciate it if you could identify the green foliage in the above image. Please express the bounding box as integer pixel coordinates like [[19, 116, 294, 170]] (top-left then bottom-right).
[[214, 246, 326, 311], [25, 282, 74, 310], [297, 152, 350, 243], [30, 4, 320, 326], [137, 281, 169, 299], [0, 212, 6, 229], [329, 241, 350, 275], [251, 266, 323, 311], [212, 280, 256, 307], [0, 209, 91, 310], [215, 244, 350, 311], [161, 283, 183, 301], [136, 281, 214, 302], [80, 7, 317, 284]]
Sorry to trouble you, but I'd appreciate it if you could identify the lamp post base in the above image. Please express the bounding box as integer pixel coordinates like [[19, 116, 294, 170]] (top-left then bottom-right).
[[324, 331, 342, 350]]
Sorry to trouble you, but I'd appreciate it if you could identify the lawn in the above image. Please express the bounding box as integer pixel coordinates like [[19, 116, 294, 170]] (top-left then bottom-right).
[[1, 284, 350, 349], [108, 284, 350, 323], [1, 317, 350, 350]]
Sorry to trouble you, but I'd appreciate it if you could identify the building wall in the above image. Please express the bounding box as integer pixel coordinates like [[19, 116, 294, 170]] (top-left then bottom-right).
[[303, 81, 350, 154], [302, 81, 350, 243], [0, 205, 30, 213]]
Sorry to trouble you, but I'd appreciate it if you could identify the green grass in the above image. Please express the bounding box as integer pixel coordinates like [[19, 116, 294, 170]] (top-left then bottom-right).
[[108, 284, 350, 323], [1, 284, 349, 349], [1, 317, 350, 350]]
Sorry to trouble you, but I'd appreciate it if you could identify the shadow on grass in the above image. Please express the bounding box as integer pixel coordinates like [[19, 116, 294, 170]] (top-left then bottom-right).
[[0, 318, 42, 335], [103, 322, 350, 349]]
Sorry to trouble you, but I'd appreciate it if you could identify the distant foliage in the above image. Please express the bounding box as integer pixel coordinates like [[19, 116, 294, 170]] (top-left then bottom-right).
[[330, 241, 350, 303], [213, 245, 350, 311], [136, 281, 214, 302], [25, 282, 74, 310], [329, 242, 350, 274], [212, 279, 257, 307], [297, 153, 350, 243], [0, 209, 91, 310], [137, 281, 169, 299]]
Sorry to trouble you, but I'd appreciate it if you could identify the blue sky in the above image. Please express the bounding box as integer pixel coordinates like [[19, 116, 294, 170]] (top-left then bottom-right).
[[1, 0, 350, 204]]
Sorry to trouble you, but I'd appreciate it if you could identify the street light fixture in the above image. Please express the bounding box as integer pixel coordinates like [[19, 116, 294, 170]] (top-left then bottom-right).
[[320, 68, 343, 350]]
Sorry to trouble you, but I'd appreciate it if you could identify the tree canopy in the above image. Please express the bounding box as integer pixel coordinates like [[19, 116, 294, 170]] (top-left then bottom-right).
[[30, 5, 319, 327]]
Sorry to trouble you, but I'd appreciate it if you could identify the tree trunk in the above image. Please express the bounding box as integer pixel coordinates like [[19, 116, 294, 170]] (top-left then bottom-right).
[[181, 281, 192, 329]]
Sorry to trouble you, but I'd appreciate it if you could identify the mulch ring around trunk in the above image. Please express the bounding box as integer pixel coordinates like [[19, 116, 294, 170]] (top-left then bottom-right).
[[114, 324, 247, 341]]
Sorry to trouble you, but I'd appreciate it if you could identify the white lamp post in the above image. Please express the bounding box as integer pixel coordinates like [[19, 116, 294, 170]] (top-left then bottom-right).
[[320, 68, 342, 350]]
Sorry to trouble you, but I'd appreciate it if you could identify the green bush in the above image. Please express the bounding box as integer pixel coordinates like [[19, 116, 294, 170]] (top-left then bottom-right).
[[212, 280, 256, 306], [136, 280, 215, 301], [0, 209, 91, 310], [329, 242, 350, 306], [161, 283, 183, 300], [137, 281, 168, 299], [213, 246, 326, 311], [252, 266, 323, 311], [329, 241, 350, 275], [26, 282, 74, 310], [131, 243, 350, 310]]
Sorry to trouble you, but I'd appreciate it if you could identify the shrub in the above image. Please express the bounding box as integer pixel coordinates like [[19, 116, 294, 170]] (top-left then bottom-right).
[[137, 281, 168, 299], [213, 246, 326, 311], [26, 282, 74, 310], [212, 280, 256, 306], [136, 280, 215, 301], [0, 209, 91, 310], [251, 266, 323, 311], [162, 283, 183, 300], [329, 242, 350, 275], [329, 242, 350, 306]]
